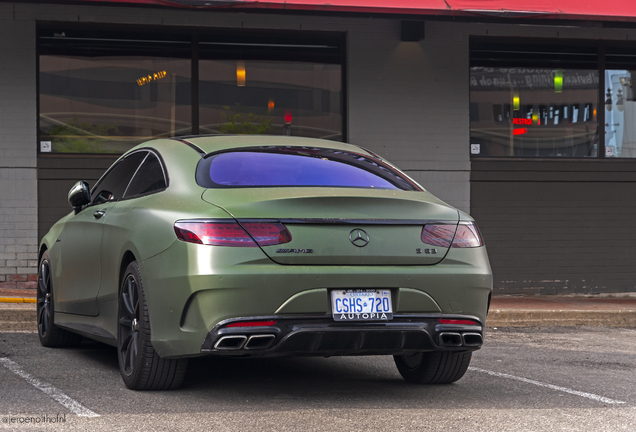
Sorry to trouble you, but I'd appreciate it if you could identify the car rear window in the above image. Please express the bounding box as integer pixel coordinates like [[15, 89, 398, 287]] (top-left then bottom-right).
[[195, 147, 421, 191]]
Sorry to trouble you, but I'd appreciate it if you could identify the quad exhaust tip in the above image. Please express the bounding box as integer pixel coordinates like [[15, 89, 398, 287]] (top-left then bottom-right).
[[245, 334, 276, 350], [439, 332, 463, 347], [439, 332, 483, 347], [214, 335, 248, 350], [462, 332, 483, 347], [214, 334, 276, 350]]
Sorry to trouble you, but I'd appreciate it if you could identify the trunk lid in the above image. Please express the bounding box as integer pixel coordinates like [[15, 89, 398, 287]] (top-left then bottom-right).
[[202, 188, 459, 265]]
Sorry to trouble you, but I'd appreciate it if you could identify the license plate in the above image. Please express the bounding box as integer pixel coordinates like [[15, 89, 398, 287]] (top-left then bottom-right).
[[331, 289, 393, 321]]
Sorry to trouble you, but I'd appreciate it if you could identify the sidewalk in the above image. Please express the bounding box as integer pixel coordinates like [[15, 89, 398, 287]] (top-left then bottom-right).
[[487, 294, 636, 327], [1, 291, 635, 331]]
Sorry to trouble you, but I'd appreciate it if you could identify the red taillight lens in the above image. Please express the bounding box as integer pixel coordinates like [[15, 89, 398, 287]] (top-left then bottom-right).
[[226, 320, 277, 328], [452, 223, 483, 248], [421, 224, 455, 248], [421, 222, 483, 248], [174, 221, 291, 247], [175, 222, 256, 246], [242, 222, 292, 246]]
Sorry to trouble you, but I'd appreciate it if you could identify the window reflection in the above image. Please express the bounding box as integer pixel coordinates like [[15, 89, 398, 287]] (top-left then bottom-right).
[[39, 54, 191, 153], [199, 60, 342, 141], [470, 68, 599, 157]]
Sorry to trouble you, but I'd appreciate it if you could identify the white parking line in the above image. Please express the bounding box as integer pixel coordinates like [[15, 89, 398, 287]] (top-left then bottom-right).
[[469, 366, 626, 405], [0, 358, 99, 417]]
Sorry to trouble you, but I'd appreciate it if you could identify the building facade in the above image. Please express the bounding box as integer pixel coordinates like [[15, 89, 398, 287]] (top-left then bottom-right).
[[1, 1, 636, 295]]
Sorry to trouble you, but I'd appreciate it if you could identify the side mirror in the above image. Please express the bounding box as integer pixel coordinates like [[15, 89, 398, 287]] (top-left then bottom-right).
[[68, 181, 91, 211]]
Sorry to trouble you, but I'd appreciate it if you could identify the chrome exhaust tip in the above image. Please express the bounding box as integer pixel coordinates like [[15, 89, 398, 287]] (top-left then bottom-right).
[[462, 332, 483, 347], [244, 334, 276, 350], [214, 335, 248, 350], [438, 332, 463, 347]]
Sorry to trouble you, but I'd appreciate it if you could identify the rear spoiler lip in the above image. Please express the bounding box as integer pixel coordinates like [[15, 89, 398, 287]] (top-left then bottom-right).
[[237, 218, 459, 225]]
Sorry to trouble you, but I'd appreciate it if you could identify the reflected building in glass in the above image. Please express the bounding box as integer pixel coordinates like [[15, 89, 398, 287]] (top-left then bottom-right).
[[470, 67, 599, 158]]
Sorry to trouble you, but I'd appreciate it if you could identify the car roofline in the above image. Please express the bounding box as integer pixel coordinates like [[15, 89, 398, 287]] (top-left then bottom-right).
[[169, 137, 206, 157], [168, 135, 380, 161]]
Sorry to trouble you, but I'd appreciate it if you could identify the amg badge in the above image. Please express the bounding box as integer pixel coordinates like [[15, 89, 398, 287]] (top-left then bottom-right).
[[276, 248, 314, 254]]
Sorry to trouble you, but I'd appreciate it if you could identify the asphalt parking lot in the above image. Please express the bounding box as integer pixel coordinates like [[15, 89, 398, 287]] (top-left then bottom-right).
[[1, 327, 635, 431]]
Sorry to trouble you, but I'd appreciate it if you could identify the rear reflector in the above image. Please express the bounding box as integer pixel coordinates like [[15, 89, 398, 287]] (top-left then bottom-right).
[[226, 320, 277, 328], [421, 222, 483, 248], [439, 319, 480, 325], [174, 221, 291, 247]]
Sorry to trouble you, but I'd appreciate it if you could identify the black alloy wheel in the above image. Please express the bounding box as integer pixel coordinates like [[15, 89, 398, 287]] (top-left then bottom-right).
[[394, 350, 472, 384], [37, 250, 82, 347], [117, 261, 188, 390], [118, 273, 140, 377]]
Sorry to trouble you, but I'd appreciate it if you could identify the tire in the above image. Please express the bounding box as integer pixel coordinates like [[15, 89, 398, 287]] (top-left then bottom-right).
[[117, 261, 188, 390], [394, 351, 472, 384], [37, 251, 82, 347]]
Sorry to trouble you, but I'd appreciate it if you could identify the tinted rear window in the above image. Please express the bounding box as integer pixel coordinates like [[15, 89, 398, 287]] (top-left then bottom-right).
[[195, 147, 420, 191]]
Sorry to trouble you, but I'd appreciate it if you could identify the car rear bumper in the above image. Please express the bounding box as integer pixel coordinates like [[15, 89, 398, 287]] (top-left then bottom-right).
[[137, 241, 492, 358], [200, 314, 484, 358]]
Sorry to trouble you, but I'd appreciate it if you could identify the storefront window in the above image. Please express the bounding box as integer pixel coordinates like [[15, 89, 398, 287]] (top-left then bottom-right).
[[39, 32, 192, 154], [38, 29, 344, 154], [470, 67, 599, 157]]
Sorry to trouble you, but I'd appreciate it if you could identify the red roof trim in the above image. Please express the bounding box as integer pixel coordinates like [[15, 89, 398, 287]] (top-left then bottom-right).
[[65, 0, 636, 22]]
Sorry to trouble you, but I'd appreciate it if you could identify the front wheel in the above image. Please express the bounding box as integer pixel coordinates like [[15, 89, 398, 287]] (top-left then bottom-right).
[[117, 261, 188, 390], [37, 251, 82, 347], [394, 351, 472, 384]]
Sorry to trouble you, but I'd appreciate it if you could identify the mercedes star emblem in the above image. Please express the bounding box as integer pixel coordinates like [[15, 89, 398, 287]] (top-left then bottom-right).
[[349, 229, 370, 247]]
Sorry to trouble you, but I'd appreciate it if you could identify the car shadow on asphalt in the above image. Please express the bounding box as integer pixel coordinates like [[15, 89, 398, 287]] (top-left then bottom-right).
[[69, 338, 120, 370], [177, 354, 459, 409]]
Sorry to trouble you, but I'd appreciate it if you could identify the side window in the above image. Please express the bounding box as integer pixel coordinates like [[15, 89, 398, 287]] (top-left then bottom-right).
[[91, 152, 147, 205], [123, 153, 167, 198]]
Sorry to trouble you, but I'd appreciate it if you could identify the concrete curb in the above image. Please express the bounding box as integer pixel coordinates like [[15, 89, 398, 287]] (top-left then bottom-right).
[[0, 304, 36, 331], [0, 297, 36, 303]]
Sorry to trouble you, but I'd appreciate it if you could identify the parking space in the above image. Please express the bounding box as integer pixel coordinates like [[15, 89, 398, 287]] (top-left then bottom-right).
[[1, 327, 635, 431]]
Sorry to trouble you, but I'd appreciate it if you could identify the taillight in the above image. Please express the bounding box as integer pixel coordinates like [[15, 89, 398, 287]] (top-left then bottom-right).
[[421, 224, 455, 248], [452, 223, 483, 248], [421, 222, 483, 248], [242, 222, 292, 246], [174, 221, 291, 247]]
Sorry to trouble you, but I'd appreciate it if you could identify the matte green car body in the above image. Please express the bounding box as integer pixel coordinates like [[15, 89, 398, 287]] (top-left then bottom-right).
[[39, 136, 492, 360]]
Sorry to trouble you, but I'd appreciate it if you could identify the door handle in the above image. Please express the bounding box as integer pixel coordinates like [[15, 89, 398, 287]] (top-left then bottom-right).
[[93, 210, 106, 219]]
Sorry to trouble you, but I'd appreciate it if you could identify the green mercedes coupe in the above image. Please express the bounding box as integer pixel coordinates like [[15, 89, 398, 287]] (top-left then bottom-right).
[[37, 136, 492, 390]]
